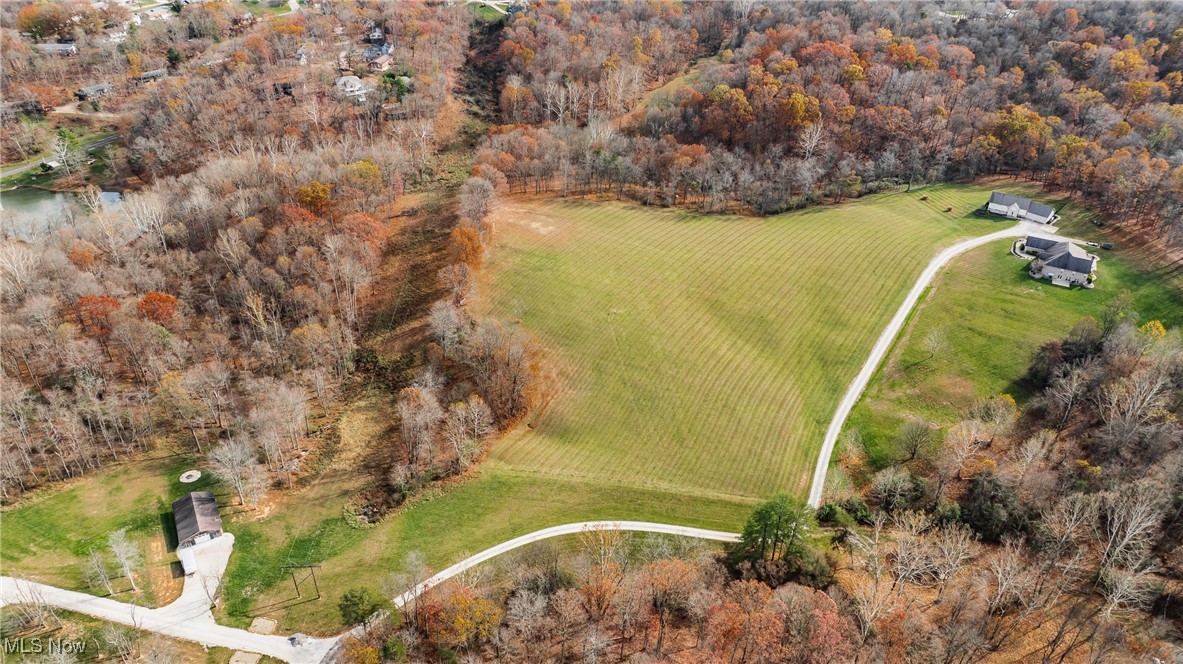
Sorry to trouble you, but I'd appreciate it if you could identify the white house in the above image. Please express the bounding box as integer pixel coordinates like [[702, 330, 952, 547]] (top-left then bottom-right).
[[988, 192, 1056, 224], [334, 75, 374, 102], [34, 43, 78, 56], [1022, 235, 1098, 288]]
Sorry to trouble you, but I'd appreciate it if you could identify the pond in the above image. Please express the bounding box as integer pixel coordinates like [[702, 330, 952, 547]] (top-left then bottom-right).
[[0, 187, 123, 240]]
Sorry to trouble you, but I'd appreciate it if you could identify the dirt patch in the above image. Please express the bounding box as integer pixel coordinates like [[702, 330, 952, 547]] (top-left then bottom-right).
[[930, 373, 977, 407], [248, 616, 278, 634], [145, 535, 184, 604]]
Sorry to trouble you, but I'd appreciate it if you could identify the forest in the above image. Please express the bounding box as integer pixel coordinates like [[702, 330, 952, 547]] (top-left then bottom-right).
[[473, 1, 1183, 243]]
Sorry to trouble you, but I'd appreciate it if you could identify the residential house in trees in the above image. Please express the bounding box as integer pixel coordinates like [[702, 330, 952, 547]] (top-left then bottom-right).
[[335, 75, 374, 102], [76, 82, 114, 101], [35, 43, 78, 56], [137, 68, 169, 83], [370, 54, 394, 72]]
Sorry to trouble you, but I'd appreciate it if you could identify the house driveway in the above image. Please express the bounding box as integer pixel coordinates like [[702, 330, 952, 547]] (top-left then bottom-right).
[[0, 534, 338, 663]]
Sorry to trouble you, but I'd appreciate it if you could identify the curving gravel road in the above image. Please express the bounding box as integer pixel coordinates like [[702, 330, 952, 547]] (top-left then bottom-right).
[[806, 220, 1073, 507], [393, 521, 741, 608]]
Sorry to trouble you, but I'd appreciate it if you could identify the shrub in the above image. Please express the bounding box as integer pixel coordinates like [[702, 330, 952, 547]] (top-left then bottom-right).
[[817, 502, 855, 528], [338, 587, 392, 626], [934, 499, 961, 525], [959, 471, 1023, 542], [841, 496, 871, 524], [381, 636, 408, 662], [785, 546, 834, 589]]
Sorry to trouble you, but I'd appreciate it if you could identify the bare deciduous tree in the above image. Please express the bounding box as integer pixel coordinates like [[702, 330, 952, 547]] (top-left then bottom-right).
[[208, 435, 262, 507], [84, 549, 114, 595], [397, 385, 444, 474], [108, 528, 142, 592]]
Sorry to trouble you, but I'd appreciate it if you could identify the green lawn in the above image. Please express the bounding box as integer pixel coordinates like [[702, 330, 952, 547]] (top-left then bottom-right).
[[846, 221, 1183, 467], [0, 454, 222, 604], [217, 463, 751, 634], [479, 184, 1055, 501]]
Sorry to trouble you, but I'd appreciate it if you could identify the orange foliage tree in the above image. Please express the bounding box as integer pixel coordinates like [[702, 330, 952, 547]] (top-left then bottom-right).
[[137, 292, 180, 328], [76, 295, 120, 338], [448, 226, 483, 271]]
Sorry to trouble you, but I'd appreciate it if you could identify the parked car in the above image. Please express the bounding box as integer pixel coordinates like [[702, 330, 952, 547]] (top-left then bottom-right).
[[1086, 241, 1099, 247], [1101, 243, 1113, 250]]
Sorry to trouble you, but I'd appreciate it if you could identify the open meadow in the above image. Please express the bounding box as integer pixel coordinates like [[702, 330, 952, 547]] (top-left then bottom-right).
[[477, 183, 1059, 500]]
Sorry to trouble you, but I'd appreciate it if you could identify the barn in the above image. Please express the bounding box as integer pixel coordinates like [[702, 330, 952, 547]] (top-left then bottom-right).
[[172, 491, 223, 549]]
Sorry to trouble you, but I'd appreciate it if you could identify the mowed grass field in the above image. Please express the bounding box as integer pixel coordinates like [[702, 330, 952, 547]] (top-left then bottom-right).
[[478, 183, 1060, 500], [847, 216, 1183, 466]]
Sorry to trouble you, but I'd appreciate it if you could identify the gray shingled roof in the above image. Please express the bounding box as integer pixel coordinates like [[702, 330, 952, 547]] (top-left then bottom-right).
[[79, 82, 113, 96], [1027, 201, 1055, 218], [172, 491, 222, 544], [1024, 235, 1061, 252], [991, 192, 1056, 219], [1042, 243, 1096, 274], [1026, 235, 1096, 274], [990, 191, 1030, 209]]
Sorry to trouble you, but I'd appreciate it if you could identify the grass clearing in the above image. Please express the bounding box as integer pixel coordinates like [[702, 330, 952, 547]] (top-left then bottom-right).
[[477, 183, 1061, 501], [846, 214, 1183, 466], [219, 463, 752, 634], [0, 453, 222, 605]]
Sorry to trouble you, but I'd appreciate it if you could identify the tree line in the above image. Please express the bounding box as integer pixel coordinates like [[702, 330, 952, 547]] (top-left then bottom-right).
[[472, 1, 1183, 245]]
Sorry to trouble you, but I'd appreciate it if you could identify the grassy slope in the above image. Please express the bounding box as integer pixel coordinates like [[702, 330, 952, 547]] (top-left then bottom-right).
[[846, 201, 1183, 466], [480, 183, 1056, 500]]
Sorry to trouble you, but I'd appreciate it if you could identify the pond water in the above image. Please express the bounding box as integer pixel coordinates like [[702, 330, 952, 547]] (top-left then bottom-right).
[[0, 187, 123, 240]]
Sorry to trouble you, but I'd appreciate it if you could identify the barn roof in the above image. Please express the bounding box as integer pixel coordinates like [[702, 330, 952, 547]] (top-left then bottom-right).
[[172, 491, 222, 543]]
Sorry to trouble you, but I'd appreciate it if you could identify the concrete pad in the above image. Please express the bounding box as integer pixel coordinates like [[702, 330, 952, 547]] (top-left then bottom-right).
[[248, 617, 278, 635]]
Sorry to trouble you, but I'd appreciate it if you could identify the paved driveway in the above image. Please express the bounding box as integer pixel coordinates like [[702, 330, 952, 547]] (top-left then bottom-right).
[[1, 534, 338, 663]]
